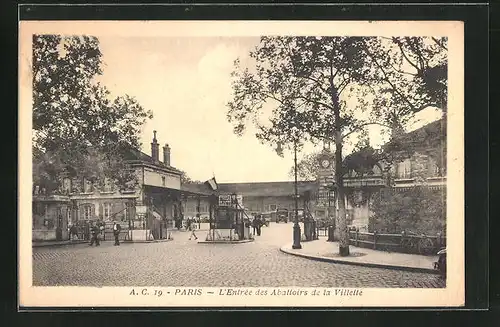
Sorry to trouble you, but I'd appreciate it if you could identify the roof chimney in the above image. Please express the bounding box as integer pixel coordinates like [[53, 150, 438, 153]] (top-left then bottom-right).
[[163, 143, 171, 166], [151, 130, 159, 162]]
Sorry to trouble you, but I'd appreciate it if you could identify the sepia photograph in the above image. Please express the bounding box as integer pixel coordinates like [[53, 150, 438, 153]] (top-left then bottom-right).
[[19, 20, 464, 307]]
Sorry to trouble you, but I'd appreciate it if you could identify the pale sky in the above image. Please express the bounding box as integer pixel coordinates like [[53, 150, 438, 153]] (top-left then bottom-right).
[[96, 36, 443, 183]]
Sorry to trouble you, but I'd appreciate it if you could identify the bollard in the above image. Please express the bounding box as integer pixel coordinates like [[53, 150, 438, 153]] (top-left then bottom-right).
[[373, 230, 378, 250]]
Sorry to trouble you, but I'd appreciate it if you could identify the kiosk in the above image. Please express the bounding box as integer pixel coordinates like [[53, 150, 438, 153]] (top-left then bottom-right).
[[206, 193, 253, 242]]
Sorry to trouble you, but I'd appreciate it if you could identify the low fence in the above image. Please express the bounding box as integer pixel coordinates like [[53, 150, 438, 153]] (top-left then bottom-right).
[[68, 225, 130, 242], [348, 229, 446, 255], [68, 221, 172, 242]]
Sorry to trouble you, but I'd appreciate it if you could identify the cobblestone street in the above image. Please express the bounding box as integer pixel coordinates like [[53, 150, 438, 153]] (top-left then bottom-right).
[[32, 223, 445, 288]]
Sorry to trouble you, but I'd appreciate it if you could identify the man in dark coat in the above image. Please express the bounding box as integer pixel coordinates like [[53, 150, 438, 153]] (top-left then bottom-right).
[[89, 222, 100, 246], [255, 216, 262, 236], [113, 221, 122, 246], [252, 216, 258, 235]]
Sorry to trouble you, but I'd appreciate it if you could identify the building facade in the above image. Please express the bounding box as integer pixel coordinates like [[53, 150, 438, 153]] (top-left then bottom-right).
[[343, 119, 447, 230], [32, 131, 212, 241], [32, 120, 446, 241]]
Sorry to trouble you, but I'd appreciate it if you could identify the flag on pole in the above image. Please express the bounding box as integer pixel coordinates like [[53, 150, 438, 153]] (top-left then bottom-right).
[[205, 177, 218, 191]]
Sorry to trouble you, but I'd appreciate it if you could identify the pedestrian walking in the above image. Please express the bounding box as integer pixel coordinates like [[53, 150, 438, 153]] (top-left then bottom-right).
[[252, 216, 258, 236], [187, 218, 198, 240], [89, 222, 100, 246], [256, 216, 262, 236], [113, 221, 122, 246]]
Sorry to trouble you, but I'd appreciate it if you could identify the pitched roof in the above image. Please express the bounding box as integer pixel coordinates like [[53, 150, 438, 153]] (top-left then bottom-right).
[[218, 181, 317, 197], [385, 118, 446, 153], [124, 147, 183, 175]]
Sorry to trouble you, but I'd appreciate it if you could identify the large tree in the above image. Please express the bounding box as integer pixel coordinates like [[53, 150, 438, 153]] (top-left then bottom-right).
[[227, 36, 446, 256], [32, 35, 153, 193], [227, 36, 385, 256]]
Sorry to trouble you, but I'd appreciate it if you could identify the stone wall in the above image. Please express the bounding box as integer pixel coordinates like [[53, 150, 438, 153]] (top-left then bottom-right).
[[33, 229, 57, 241]]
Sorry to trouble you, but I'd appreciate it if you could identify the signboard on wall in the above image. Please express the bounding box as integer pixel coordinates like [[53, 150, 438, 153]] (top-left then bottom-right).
[[136, 206, 147, 215], [218, 194, 243, 207]]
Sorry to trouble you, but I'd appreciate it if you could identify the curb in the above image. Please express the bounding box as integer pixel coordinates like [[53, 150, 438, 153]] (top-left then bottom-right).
[[32, 240, 88, 248], [198, 239, 254, 244], [279, 246, 439, 274], [123, 238, 174, 244]]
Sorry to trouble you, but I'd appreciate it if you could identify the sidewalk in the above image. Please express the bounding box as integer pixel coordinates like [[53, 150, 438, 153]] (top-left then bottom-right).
[[280, 237, 439, 274]]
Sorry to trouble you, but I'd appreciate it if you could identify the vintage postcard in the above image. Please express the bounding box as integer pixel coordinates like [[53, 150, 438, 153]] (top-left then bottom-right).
[[19, 20, 464, 308]]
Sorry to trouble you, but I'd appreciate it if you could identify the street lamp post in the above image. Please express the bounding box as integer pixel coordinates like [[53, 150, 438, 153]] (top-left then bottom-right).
[[292, 139, 302, 249]]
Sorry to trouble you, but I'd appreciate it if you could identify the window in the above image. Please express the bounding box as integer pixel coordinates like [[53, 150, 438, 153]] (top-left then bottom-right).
[[67, 206, 72, 225], [397, 160, 411, 178], [125, 201, 134, 221], [82, 205, 92, 220], [103, 177, 114, 192], [161, 176, 166, 186], [267, 204, 277, 212], [83, 178, 93, 193], [186, 203, 196, 212], [103, 203, 113, 221], [62, 178, 71, 194]]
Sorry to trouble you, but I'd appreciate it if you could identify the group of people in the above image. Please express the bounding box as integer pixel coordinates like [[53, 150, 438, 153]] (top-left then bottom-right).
[[86, 221, 122, 247], [252, 215, 265, 236]]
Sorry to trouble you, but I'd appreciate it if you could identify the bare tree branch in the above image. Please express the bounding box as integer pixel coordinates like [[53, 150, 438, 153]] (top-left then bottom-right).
[[432, 37, 448, 51], [392, 37, 421, 72]]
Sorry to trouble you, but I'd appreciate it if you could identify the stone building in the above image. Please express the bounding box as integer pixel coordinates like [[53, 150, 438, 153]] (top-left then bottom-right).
[[32, 118, 446, 241], [218, 181, 317, 217], [32, 131, 212, 241], [343, 119, 447, 230], [182, 120, 446, 230]]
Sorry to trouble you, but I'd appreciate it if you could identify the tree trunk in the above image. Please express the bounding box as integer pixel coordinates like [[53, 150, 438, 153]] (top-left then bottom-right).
[[335, 129, 350, 256], [330, 73, 350, 256]]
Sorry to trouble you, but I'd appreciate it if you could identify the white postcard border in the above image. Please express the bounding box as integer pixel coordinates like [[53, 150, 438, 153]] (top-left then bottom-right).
[[19, 20, 464, 308]]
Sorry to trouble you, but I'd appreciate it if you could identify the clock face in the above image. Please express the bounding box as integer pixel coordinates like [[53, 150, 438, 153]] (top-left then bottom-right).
[[321, 159, 330, 168]]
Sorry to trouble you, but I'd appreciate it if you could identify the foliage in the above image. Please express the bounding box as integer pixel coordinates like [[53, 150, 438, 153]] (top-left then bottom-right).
[[32, 34, 153, 192], [343, 146, 384, 177], [364, 37, 447, 131], [288, 152, 322, 181], [369, 186, 446, 235], [180, 171, 203, 185]]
